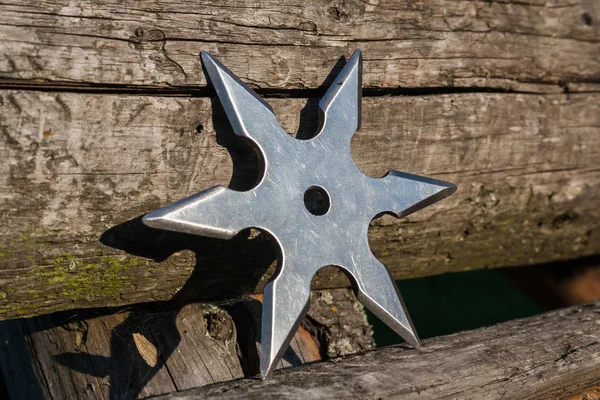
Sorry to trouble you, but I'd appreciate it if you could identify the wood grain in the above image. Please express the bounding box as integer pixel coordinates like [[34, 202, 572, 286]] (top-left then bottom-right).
[[0, 0, 598, 92], [0, 288, 371, 399], [1, 90, 598, 319], [154, 301, 600, 400], [0, 303, 242, 399], [229, 294, 323, 376]]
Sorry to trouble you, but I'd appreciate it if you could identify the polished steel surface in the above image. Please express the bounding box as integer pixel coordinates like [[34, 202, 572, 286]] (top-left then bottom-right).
[[142, 50, 457, 379]]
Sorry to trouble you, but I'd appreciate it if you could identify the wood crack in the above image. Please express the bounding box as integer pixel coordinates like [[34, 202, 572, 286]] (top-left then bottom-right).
[[1, 80, 598, 97]]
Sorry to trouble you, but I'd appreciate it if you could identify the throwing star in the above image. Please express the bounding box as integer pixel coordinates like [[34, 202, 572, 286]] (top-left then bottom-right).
[[142, 49, 457, 378]]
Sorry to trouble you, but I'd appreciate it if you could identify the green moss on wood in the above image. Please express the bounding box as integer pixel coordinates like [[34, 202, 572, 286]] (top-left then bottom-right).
[[16, 227, 51, 243], [0, 249, 11, 260], [24, 255, 139, 302]]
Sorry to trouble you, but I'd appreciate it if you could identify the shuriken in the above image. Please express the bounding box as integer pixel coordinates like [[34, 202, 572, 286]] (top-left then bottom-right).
[[142, 49, 456, 379]]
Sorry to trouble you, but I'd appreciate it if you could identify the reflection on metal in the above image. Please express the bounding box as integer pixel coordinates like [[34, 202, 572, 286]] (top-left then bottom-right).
[[142, 50, 457, 379]]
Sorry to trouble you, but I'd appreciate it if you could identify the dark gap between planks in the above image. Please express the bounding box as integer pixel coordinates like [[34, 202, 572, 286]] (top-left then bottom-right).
[[0, 80, 585, 98]]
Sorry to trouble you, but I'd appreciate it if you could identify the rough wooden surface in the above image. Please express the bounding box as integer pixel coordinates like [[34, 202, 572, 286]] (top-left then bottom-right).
[[0, 0, 598, 92], [228, 294, 323, 376], [152, 301, 600, 400], [304, 290, 374, 358], [1, 90, 598, 319], [568, 385, 600, 400], [0, 288, 370, 399], [1, 303, 242, 399]]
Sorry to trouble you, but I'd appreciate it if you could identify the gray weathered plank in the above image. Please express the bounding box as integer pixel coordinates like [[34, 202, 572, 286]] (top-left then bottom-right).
[[0, 0, 598, 92], [0, 90, 598, 319], [153, 301, 600, 400]]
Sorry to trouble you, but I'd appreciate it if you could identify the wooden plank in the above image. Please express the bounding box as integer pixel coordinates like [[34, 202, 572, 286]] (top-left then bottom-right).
[[0, 289, 371, 398], [0, 0, 598, 92], [24, 315, 107, 399], [153, 301, 600, 400], [151, 303, 244, 391], [0, 303, 243, 399], [0, 90, 598, 318]]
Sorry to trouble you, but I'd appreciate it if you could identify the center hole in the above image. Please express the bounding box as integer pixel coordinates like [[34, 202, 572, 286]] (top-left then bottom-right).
[[304, 186, 330, 216]]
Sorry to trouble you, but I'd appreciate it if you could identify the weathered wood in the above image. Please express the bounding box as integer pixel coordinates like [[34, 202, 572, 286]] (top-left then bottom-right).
[[228, 290, 372, 376], [229, 294, 323, 376], [568, 385, 600, 400], [0, 288, 371, 399], [153, 301, 600, 400], [0, 0, 598, 93], [1, 90, 598, 318], [304, 289, 375, 358], [0, 303, 243, 399], [148, 304, 244, 393]]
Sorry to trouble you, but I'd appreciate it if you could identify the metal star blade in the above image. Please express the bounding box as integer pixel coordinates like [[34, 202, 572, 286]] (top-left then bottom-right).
[[142, 49, 457, 379]]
